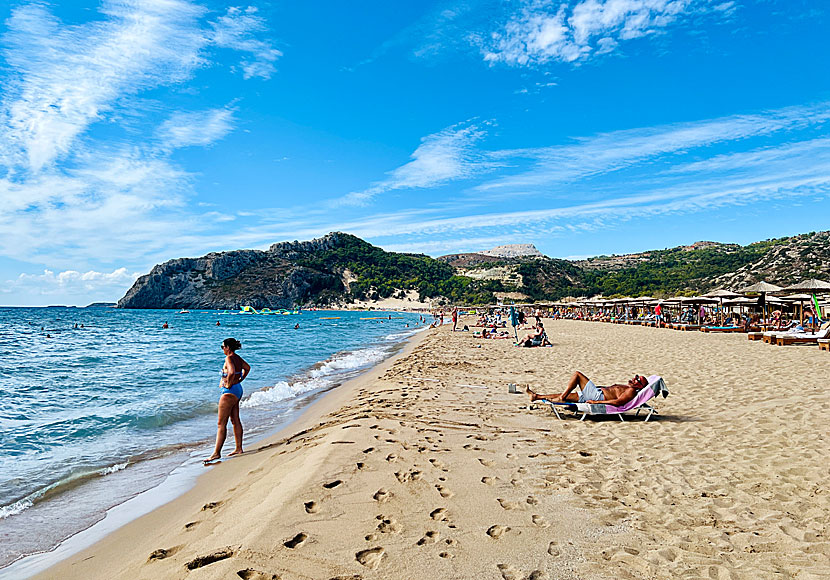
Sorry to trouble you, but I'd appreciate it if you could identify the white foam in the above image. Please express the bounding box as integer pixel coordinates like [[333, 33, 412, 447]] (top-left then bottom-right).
[[241, 346, 389, 409], [100, 463, 128, 475], [0, 498, 33, 520]]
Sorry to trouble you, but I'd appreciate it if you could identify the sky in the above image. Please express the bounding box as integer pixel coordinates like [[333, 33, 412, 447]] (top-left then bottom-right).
[[1, 0, 829, 306]]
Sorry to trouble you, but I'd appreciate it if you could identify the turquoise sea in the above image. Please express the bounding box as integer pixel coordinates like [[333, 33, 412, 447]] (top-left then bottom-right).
[[0, 307, 423, 571]]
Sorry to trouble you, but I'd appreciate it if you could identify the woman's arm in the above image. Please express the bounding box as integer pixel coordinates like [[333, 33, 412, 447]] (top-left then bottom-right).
[[239, 357, 251, 380], [226, 355, 237, 383]]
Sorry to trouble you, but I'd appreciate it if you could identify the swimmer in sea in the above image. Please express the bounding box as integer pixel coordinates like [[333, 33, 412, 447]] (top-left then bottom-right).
[[294, 323, 299, 329], [162, 322, 169, 329], [205, 337, 250, 464]]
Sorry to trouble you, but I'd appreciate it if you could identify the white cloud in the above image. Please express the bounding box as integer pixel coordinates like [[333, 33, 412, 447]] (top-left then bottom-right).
[[338, 121, 495, 206], [210, 6, 282, 80], [157, 108, 235, 149], [0, 0, 208, 173], [478, 102, 830, 193], [4, 267, 141, 297], [0, 1, 278, 270], [482, 0, 729, 66]]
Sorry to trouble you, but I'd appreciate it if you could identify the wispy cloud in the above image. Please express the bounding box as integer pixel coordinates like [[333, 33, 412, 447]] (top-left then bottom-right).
[[481, 0, 735, 66], [210, 6, 282, 80], [0, 1, 277, 269], [157, 108, 235, 149], [336, 121, 495, 206]]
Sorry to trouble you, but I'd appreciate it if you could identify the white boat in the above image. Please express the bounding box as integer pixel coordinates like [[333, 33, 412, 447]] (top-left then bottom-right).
[[178, 309, 190, 314]]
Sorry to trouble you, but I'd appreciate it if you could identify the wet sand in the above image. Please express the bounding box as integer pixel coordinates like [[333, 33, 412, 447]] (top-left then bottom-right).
[[35, 319, 830, 579]]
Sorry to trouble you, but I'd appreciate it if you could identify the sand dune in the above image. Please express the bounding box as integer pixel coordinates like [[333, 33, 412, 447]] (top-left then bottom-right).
[[36, 319, 830, 579]]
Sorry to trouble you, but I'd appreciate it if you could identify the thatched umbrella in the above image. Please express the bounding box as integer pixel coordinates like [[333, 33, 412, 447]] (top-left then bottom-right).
[[704, 289, 742, 324], [781, 279, 830, 293], [739, 281, 783, 330]]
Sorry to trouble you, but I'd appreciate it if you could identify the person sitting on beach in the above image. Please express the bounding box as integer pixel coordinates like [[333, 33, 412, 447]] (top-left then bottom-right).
[[526, 371, 649, 406], [518, 322, 549, 347]]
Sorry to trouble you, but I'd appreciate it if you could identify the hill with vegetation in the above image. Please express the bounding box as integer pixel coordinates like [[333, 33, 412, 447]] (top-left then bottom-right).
[[118, 231, 830, 309]]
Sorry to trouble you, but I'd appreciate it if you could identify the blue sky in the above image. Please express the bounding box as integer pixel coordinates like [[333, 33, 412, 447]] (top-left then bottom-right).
[[1, 0, 829, 305]]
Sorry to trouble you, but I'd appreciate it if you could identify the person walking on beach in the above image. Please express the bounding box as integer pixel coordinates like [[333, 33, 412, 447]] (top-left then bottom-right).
[[205, 338, 251, 464], [451, 306, 458, 331]]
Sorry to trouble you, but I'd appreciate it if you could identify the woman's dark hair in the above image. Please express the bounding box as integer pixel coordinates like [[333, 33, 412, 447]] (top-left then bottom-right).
[[223, 338, 242, 351]]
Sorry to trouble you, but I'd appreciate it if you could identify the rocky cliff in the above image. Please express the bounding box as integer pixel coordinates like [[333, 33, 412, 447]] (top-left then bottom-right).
[[118, 234, 346, 309]]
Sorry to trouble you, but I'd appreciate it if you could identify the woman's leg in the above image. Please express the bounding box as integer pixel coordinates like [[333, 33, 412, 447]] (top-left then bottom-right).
[[228, 401, 243, 456], [206, 394, 237, 462]]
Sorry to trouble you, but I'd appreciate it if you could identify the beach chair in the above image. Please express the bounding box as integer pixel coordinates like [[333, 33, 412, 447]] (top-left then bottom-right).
[[774, 323, 830, 346], [700, 326, 744, 333], [543, 375, 668, 422], [819, 339, 829, 352]]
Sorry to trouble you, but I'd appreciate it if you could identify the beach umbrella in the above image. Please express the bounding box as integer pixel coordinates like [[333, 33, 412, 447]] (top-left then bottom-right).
[[780, 279, 830, 293], [739, 281, 783, 293], [739, 281, 783, 330], [704, 289, 741, 323]]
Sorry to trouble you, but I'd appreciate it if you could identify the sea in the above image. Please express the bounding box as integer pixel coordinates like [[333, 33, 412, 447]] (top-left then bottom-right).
[[0, 307, 424, 574]]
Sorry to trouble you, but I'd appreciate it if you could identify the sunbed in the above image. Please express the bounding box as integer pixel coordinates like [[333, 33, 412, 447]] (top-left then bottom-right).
[[700, 326, 744, 333], [747, 332, 764, 341], [541, 375, 668, 422], [819, 339, 829, 352], [773, 324, 830, 346]]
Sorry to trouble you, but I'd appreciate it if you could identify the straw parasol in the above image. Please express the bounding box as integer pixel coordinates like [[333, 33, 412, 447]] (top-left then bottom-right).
[[739, 281, 783, 293], [780, 279, 830, 293], [704, 289, 742, 323], [739, 281, 783, 329]]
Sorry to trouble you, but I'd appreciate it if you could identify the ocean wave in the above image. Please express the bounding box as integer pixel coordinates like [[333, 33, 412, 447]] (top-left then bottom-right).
[[0, 497, 33, 519], [242, 346, 390, 409]]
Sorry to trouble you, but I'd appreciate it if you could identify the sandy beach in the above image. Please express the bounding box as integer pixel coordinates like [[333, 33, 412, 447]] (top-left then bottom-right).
[[33, 318, 830, 580]]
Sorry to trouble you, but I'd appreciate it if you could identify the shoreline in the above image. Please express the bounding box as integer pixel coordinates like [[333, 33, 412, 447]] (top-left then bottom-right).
[[2, 323, 428, 579], [23, 318, 830, 579]]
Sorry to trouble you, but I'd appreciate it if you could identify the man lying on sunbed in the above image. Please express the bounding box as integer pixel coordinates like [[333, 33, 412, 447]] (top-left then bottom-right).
[[526, 371, 649, 406]]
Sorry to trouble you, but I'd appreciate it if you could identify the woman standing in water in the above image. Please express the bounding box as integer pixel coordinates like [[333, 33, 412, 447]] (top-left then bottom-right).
[[205, 338, 250, 463]]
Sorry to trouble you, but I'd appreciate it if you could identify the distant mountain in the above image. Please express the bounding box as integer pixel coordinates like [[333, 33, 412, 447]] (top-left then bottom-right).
[[118, 230, 830, 309], [118, 233, 503, 309], [86, 302, 116, 308]]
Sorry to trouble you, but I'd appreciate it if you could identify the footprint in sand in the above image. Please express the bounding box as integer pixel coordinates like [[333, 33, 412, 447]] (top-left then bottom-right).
[[547, 542, 561, 556], [363, 447, 375, 454], [355, 547, 386, 570], [416, 530, 440, 545], [376, 517, 402, 534], [430, 508, 448, 521], [435, 485, 454, 498], [184, 521, 200, 530], [526, 572, 547, 580], [526, 495, 539, 506], [496, 564, 520, 579], [439, 552, 453, 558], [237, 569, 279, 579], [201, 501, 223, 512], [304, 501, 319, 513], [497, 498, 520, 510], [284, 532, 308, 549], [429, 458, 449, 471], [478, 458, 494, 467], [185, 547, 234, 570], [147, 546, 180, 561], [323, 480, 342, 489], [385, 453, 398, 462], [373, 488, 391, 503], [481, 476, 495, 485], [236, 568, 280, 580], [486, 525, 510, 539], [531, 515, 550, 528], [365, 533, 378, 541]]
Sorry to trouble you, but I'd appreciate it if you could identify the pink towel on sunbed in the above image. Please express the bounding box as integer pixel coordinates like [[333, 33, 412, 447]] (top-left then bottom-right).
[[577, 375, 667, 415]]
